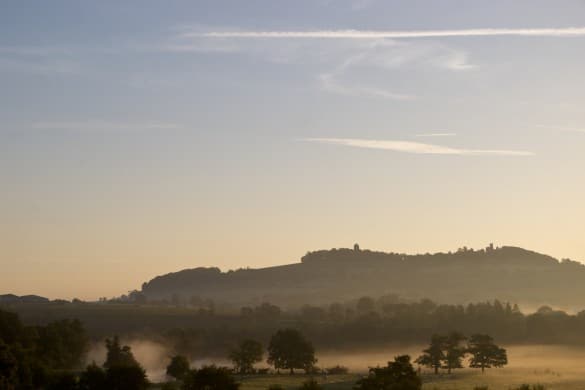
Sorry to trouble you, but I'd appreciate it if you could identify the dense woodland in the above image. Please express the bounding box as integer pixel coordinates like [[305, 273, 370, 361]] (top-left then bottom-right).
[[1, 307, 510, 390], [3, 297, 585, 360]]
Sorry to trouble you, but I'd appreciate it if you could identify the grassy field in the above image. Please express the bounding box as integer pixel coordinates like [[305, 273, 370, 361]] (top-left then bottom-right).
[[239, 374, 358, 390], [235, 368, 585, 390]]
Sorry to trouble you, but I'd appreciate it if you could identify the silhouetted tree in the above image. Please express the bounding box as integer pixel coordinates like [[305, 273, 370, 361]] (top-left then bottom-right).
[[443, 332, 466, 374], [100, 337, 149, 389], [167, 355, 190, 380], [354, 355, 421, 390], [0, 340, 18, 389], [415, 334, 445, 374], [182, 365, 239, 390], [467, 334, 508, 373], [78, 362, 107, 390], [267, 329, 316, 374], [229, 339, 263, 374], [46, 371, 78, 390], [35, 319, 88, 369], [104, 336, 139, 369], [106, 365, 149, 390]]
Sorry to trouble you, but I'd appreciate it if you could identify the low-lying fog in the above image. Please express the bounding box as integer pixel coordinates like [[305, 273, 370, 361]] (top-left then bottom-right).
[[86, 341, 585, 383]]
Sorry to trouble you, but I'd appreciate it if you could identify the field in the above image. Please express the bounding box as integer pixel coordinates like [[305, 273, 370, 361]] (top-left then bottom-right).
[[235, 368, 584, 390], [233, 345, 585, 390], [85, 338, 585, 389]]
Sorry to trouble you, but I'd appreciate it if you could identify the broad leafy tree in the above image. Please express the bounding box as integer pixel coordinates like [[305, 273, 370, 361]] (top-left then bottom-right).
[[167, 355, 190, 380], [229, 339, 263, 374], [104, 336, 140, 369], [443, 332, 467, 374], [79, 337, 149, 390], [415, 334, 445, 374], [35, 319, 88, 369], [0, 340, 18, 389], [467, 334, 508, 373], [267, 329, 316, 374], [355, 355, 421, 390], [78, 362, 107, 390], [106, 365, 149, 390]]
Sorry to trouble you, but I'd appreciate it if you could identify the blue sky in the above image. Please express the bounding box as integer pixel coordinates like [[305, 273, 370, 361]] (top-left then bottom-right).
[[1, 1, 585, 299]]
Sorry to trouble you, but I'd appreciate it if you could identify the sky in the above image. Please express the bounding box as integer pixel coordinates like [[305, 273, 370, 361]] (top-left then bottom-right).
[[1, 0, 585, 300]]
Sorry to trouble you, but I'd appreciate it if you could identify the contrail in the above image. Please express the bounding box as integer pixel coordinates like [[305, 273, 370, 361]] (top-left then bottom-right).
[[189, 27, 585, 39]]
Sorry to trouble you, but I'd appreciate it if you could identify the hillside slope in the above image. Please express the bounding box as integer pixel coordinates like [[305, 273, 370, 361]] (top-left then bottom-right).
[[140, 245, 585, 309]]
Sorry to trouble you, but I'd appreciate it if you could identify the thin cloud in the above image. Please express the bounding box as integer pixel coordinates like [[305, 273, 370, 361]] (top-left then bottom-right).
[[171, 28, 476, 100], [304, 138, 534, 156], [32, 121, 182, 132], [319, 73, 415, 100], [194, 27, 585, 39]]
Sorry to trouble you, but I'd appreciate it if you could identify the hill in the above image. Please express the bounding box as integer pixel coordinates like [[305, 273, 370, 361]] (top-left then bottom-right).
[[140, 245, 585, 310]]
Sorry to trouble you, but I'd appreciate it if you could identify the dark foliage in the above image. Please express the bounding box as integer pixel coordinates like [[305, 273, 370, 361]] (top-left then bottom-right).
[[299, 379, 323, 390], [77, 338, 149, 390], [443, 332, 467, 374], [104, 336, 140, 368], [229, 339, 263, 374], [467, 334, 507, 372], [0, 309, 87, 389], [78, 362, 107, 390], [325, 365, 349, 375], [415, 335, 445, 374], [355, 355, 421, 390], [267, 329, 316, 374], [182, 365, 239, 390], [166, 355, 190, 380]]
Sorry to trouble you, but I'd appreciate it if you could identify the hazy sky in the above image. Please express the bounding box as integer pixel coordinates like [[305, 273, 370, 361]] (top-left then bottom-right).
[[2, 1, 585, 300]]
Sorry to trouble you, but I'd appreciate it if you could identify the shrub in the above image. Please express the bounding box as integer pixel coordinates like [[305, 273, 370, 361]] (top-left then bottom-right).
[[514, 385, 546, 390], [325, 365, 349, 375], [299, 379, 323, 390]]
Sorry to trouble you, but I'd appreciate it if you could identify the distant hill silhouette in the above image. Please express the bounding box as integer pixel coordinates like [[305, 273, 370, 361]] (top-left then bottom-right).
[[140, 245, 585, 309], [0, 294, 50, 304]]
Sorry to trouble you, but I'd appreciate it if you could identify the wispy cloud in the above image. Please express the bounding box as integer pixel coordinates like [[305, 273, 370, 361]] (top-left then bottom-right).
[[194, 27, 585, 39], [305, 138, 534, 156], [314, 39, 472, 100], [163, 27, 477, 100], [415, 133, 457, 137], [319, 72, 415, 100], [32, 121, 182, 132]]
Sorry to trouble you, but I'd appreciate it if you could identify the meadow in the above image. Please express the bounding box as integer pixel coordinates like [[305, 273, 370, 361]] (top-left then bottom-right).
[[234, 369, 582, 390], [233, 345, 585, 390]]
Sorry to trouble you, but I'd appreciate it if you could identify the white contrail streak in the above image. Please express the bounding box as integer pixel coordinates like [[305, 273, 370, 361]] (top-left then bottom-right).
[[305, 138, 534, 156], [191, 27, 585, 39]]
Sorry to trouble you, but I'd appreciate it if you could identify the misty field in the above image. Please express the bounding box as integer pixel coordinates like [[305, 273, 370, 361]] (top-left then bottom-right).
[[234, 369, 583, 390], [230, 346, 585, 390], [145, 345, 585, 389]]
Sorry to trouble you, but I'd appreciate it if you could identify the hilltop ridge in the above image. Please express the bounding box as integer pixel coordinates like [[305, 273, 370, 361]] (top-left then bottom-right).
[[140, 245, 584, 309]]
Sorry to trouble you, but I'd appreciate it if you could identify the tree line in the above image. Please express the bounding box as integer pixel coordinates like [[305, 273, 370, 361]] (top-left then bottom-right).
[[2, 304, 513, 390], [0, 309, 87, 389]]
